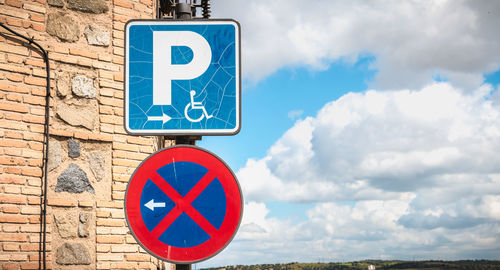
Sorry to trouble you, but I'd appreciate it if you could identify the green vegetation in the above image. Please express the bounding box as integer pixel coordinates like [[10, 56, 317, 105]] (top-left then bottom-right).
[[202, 260, 500, 270]]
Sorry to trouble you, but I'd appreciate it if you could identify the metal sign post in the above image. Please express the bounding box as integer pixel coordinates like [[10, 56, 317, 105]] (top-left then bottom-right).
[[124, 1, 242, 268]]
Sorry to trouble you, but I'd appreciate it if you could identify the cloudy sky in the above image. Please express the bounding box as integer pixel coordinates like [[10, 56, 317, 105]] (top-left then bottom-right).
[[198, 0, 500, 267]]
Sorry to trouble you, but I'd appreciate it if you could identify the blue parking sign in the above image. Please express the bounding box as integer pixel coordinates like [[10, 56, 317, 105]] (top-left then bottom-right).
[[124, 20, 241, 135]]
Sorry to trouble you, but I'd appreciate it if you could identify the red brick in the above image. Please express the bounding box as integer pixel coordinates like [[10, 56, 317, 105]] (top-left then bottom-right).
[[0, 233, 28, 242], [88, 133, 113, 142], [5, 94, 23, 102], [4, 148, 22, 156], [24, 58, 45, 68], [0, 42, 29, 56], [3, 185, 22, 194], [27, 159, 42, 167], [96, 235, 124, 244], [3, 243, 20, 251], [114, 0, 132, 8], [10, 254, 28, 261], [5, 0, 22, 8], [97, 200, 123, 208], [2, 225, 20, 233], [114, 73, 124, 82], [7, 54, 24, 64], [100, 105, 114, 114], [22, 20, 32, 29], [5, 131, 23, 139], [29, 124, 44, 134], [28, 142, 43, 151], [47, 198, 76, 207], [0, 102, 29, 113], [1, 263, 19, 270], [0, 175, 25, 184], [0, 63, 31, 75], [69, 48, 98, 59], [124, 254, 150, 262], [21, 167, 42, 177], [24, 76, 46, 86], [5, 112, 23, 121], [49, 128, 73, 137], [20, 244, 38, 251], [97, 219, 124, 227], [20, 262, 40, 269], [27, 197, 41, 205], [139, 0, 152, 5], [29, 13, 45, 22], [23, 2, 46, 13], [0, 156, 27, 165], [112, 142, 138, 152], [2, 205, 20, 214], [6, 73, 24, 82], [73, 131, 89, 140], [0, 119, 29, 131], [78, 200, 94, 208], [23, 95, 46, 105], [0, 81, 28, 93], [0, 194, 25, 204], [6, 17, 23, 27], [23, 114, 44, 124], [98, 53, 112, 62], [28, 216, 42, 224], [113, 14, 129, 23], [30, 22, 45, 32], [110, 262, 139, 269], [0, 215, 29, 224], [28, 253, 52, 262]]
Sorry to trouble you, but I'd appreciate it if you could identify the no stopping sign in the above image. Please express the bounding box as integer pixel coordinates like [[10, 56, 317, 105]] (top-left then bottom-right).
[[124, 145, 243, 263]]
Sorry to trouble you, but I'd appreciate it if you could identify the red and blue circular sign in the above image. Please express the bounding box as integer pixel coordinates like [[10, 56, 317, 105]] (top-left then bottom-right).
[[124, 145, 243, 263]]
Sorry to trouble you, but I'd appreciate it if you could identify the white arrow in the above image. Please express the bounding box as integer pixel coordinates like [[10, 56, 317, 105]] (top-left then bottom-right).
[[144, 199, 166, 211], [147, 113, 171, 124]]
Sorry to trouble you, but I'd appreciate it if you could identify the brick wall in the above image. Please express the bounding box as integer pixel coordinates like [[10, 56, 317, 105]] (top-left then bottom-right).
[[0, 0, 175, 269]]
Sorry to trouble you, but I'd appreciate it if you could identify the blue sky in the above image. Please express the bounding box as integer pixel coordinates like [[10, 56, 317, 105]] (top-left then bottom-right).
[[195, 0, 500, 267]]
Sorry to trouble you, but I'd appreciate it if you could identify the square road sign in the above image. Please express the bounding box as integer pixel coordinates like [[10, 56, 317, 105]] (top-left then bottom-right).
[[124, 20, 241, 135]]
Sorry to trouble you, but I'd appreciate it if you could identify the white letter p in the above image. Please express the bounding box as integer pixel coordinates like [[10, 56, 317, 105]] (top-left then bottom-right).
[[153, 31, 212, 105]]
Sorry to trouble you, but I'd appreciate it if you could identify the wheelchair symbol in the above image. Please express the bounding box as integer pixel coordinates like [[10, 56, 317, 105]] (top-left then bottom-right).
[[184, 90, 213, 123]]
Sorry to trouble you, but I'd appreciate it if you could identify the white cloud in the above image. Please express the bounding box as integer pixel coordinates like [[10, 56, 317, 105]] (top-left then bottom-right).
[[217, 82, 500, 264], [213, 0, 500, 89]]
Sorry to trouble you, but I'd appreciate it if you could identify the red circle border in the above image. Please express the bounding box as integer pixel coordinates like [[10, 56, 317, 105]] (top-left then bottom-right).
[[124, 145, 243, 263]]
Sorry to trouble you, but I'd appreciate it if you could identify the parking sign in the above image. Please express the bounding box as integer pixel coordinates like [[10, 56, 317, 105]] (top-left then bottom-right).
[[124, 20, 241, 135]]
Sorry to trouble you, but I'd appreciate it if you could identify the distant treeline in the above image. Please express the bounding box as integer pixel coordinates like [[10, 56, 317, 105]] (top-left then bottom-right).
[[202, 260, 500, 270]]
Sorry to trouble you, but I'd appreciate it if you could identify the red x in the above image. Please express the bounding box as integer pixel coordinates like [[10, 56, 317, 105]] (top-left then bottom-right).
[[148, 170, 219, 238]]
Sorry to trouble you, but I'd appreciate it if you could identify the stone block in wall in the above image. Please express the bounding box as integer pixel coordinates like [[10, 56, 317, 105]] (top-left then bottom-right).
[[48, 0, 64, 7], [67, 0, 109, 14], [68, 139, 81, 158], [79, 212, 92, 238], [54, 212, 77, 238], [46, 12, 80, 42], [84, 25, 111, 47], [48, 140, 64, 171], [56, 243, 91, 265], [86, 150, 106, 181], [56, 163, 95, 193], [56, 103, 97, 130], [56, 72, 70, 98], [72, 75, 97, 99]]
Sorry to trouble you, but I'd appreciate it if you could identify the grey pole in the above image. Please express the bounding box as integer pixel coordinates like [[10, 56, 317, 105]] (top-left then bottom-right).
[[174, 3, 194, 269], [175, 2, 192, 19]]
